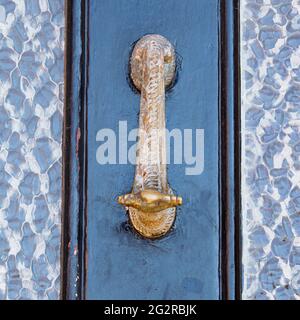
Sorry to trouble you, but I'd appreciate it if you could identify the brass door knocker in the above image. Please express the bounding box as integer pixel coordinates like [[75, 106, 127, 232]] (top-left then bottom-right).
[[118, 34, 182, 239]]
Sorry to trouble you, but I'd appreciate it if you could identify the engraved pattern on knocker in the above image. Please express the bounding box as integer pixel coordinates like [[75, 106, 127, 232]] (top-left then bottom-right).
[[118, 34, 182, 239]]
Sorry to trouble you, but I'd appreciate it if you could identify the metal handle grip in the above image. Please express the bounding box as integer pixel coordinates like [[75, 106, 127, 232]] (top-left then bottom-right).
[[118, 34, 182, 239]]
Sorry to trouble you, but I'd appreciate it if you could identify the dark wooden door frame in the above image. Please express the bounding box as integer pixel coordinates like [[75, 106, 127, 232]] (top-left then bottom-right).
[[61, 0, 89, 300], [61, 0, 241, 300]]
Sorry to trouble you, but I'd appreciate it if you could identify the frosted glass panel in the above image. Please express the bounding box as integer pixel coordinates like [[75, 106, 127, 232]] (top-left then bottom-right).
[[0, 0, 64, 300], [241, 0, 300, 300]]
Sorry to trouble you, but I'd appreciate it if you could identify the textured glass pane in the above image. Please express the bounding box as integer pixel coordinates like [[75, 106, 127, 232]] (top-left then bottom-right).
[[0, 0, 64, 300], [241, 0, 300, 300]]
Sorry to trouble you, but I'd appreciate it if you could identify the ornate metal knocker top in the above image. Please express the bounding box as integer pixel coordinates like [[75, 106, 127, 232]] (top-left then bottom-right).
[[118, 34, 182, 239]]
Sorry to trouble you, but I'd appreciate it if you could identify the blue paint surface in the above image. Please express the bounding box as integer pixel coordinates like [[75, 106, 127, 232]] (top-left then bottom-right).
[[86, 0, 220, 299]]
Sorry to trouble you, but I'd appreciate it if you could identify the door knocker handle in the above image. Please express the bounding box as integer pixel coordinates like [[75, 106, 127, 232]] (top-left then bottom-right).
[[118, 34, 182, 239]]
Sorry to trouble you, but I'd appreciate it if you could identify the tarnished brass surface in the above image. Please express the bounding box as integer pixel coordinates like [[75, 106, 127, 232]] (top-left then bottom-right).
[[118, 34, 182, 239], [118, 189, 182, 214]]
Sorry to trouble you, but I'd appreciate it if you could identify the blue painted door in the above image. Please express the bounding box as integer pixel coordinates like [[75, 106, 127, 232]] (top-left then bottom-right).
[[85, 0, 222, 300]]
